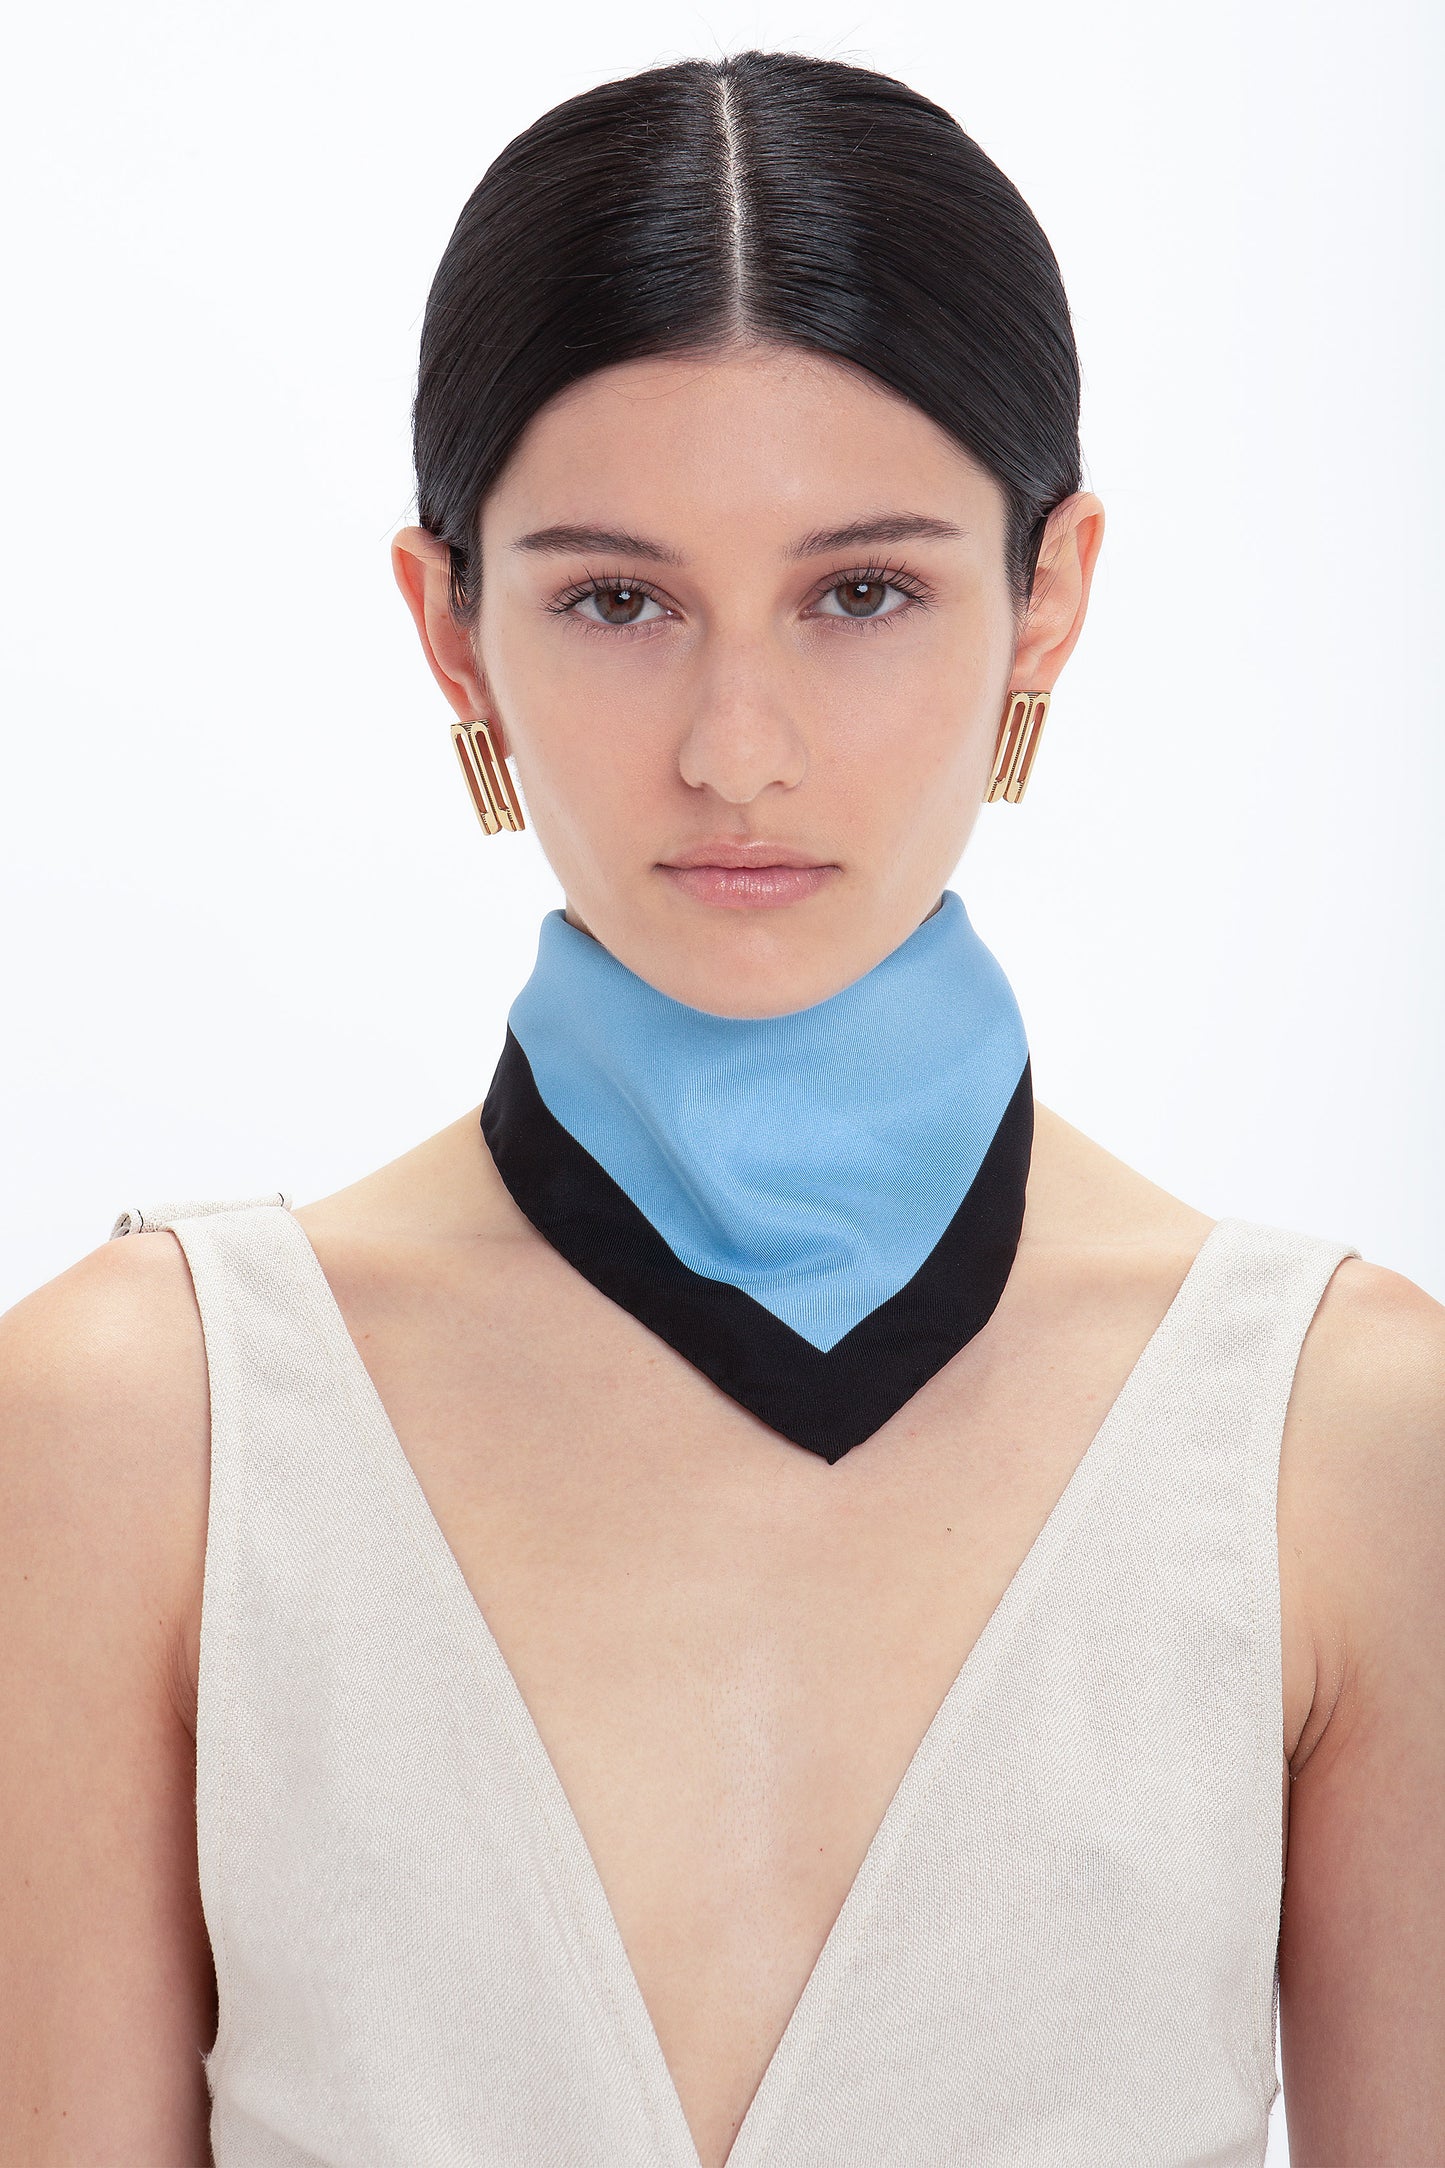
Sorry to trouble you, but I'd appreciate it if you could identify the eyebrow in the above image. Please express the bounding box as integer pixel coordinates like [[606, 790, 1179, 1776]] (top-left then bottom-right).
[[509, 512, 967, 565]]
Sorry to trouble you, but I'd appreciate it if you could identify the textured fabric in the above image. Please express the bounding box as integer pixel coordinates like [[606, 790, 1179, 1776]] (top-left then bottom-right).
[[499, 889, 1029, 1348], [112, 1197, 1357, 2166]]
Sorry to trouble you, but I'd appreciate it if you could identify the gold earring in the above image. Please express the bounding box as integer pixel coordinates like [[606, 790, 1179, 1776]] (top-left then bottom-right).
[[985, 690, 1051, 805], [451, 719, 526, 835]]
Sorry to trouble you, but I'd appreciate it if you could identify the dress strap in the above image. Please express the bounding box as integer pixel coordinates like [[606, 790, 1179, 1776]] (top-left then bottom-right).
[[109, 1192, 292, 1240]]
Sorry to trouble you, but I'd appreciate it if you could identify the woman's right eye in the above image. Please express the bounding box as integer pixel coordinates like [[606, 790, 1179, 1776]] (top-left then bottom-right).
[[570, 583, 667, 627]]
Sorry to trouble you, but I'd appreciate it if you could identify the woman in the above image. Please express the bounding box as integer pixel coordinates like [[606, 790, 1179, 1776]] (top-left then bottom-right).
[[2, 46, 1440, 2168]]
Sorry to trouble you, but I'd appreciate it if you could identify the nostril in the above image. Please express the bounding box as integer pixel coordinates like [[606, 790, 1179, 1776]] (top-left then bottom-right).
[[676, 719, 808, 801]]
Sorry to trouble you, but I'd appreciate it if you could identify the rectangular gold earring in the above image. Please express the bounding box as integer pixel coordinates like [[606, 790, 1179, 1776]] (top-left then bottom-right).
[[451, 720, 526, 835], [1003, 691, 1050, 803], [986, 691, 1033, 803]]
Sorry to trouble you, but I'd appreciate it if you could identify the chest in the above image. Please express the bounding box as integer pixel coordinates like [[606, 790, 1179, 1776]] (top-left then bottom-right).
[[220, 1219, 1315, 2167]]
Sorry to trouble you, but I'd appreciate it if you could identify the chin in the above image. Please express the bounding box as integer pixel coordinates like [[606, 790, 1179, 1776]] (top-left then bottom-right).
[[641, 894, 861, 1019]]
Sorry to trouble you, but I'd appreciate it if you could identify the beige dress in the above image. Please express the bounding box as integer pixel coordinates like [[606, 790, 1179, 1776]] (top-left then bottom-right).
[[109, 1195, 1356, 2166]]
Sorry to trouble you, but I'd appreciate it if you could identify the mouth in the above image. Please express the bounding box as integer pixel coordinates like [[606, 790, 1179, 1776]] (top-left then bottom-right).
[[656, 839, 839, 911]]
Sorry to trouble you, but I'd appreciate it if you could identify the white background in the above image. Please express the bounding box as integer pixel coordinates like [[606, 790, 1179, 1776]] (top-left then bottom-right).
[[3, 5, 1441, 2149]]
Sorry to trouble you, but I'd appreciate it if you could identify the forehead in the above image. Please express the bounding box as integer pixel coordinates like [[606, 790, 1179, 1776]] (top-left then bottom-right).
[[481, 342, 1001, 547]]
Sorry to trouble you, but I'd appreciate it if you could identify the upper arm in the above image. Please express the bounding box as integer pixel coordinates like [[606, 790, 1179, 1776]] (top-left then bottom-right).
[[0, 1233, 216, 2165], [1277, 1258, 1445, 2165]]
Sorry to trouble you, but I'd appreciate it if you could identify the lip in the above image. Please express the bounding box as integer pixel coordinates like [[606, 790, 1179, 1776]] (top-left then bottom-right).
[[659, 839, 835, 870], [656, 842, 839, 911]]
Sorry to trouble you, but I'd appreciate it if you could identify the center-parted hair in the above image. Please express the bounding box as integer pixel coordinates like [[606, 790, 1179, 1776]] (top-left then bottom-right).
[[413, 50, 1083, 622]]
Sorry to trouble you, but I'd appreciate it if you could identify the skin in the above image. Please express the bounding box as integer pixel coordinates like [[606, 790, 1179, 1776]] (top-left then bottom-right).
[[1, 338, 1442, 2167]]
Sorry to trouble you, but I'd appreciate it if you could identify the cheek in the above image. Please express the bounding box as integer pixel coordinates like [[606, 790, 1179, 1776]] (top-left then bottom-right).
[[482, 615, 628, 793], [509, 681, 675, 878], [822, 647, 992, 777], [535, 692, 674, 808], [819, 603, 1000, 720]]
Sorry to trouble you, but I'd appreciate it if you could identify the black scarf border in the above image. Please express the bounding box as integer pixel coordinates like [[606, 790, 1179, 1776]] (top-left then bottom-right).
[[481, 1029, 1033, 1464]]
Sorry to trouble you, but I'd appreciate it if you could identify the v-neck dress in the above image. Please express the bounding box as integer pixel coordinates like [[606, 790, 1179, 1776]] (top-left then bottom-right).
[[108, 1195, 1357, 2167]]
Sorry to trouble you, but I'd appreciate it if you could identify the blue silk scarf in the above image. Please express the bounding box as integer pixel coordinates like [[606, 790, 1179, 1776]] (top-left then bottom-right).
[[480, 889, 1032, 1462]]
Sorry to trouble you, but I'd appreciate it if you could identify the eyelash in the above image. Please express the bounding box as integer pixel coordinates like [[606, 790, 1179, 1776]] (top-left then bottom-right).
[[545, 560, 933, 636]]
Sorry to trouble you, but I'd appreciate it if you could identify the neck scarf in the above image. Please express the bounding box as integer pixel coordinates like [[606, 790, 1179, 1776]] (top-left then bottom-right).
[[480, 889, 1031, 1463]]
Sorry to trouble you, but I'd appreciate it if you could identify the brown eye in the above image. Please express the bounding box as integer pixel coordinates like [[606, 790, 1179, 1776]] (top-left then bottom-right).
[[579, 583, 662, 626], [816, 575, 913, 622], [835, 579, 889, 618]]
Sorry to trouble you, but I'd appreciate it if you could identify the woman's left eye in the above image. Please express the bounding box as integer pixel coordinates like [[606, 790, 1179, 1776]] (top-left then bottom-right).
[[814, 576, 913, 622]]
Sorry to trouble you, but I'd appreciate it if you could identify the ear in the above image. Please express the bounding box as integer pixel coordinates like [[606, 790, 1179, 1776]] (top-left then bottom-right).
[[391, 526, 512, 750], [1007, 492, 1106, 693]]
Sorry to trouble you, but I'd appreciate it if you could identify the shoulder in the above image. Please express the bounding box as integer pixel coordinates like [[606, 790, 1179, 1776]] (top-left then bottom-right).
[[0, 1226, 211, 1718], [1291, 1246, 1445, 1415], [1294, 1247, 1445, 1508], [1282, 1250, 1445, 1755], [0, 1222, 208, 1450], [1292, 1246, 1445, 1417]]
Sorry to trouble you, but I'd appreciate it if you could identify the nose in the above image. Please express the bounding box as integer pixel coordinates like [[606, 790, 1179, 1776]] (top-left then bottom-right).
[[675, 642, 808, 805]]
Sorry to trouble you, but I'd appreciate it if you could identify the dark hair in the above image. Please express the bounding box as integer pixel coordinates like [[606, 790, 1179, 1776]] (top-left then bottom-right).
[[413, 50, 1083, 625]]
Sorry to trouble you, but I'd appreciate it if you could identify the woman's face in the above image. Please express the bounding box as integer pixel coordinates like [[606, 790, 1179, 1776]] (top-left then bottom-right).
[[395, 340, 1103, 1017]]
